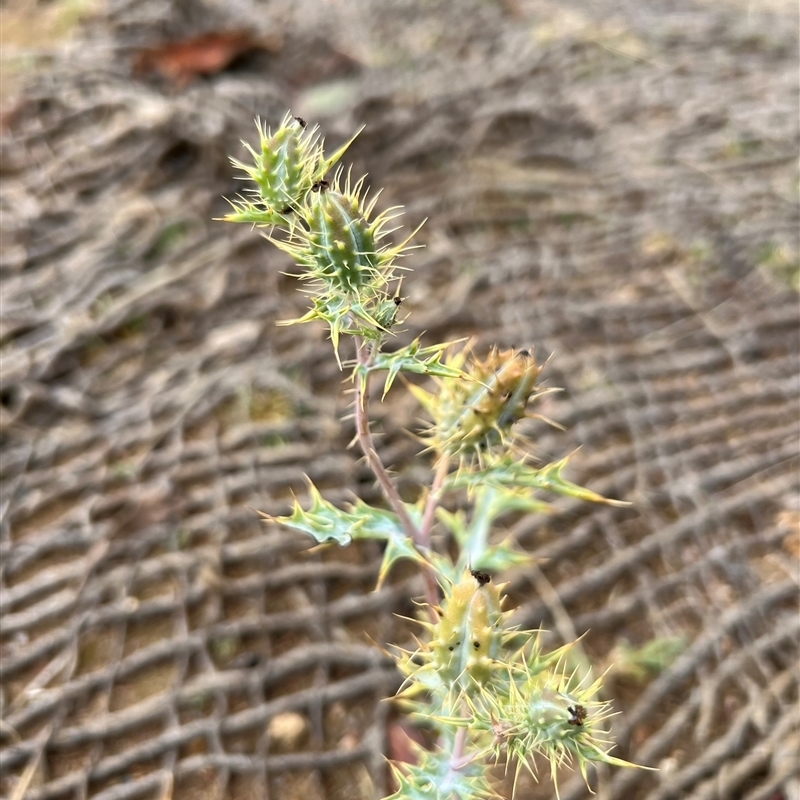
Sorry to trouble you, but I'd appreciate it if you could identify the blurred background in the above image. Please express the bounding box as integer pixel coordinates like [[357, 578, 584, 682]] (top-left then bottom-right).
[[1, 0, 798, 798]]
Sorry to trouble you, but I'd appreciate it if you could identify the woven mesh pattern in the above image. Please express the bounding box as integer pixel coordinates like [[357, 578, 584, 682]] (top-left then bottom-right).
[[1, 1, 798, 799]]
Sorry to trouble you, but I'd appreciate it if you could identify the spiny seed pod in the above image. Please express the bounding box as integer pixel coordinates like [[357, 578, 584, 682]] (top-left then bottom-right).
[[410, 347, 544, 460]]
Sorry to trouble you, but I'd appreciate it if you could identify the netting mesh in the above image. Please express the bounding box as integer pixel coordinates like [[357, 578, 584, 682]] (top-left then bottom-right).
[[1, 0, 798, 799]]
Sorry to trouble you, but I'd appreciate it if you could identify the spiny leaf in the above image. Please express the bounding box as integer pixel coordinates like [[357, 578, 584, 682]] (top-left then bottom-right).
[[260, 481, 425, 587], [319, 125, 365, 177], [359, 338, 470, 398], [221, 199, 287, 226], [445, 455, 630, 507], [431, 476, 565, 581], [384, 743, 499, 800], [260, 482, 355, 546], [609, 636, 687, 683], [439, 485, 548, 575]]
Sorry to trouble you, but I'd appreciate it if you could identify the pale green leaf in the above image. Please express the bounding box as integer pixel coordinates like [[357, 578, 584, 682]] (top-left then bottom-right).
[[262, 480, 425, 586], [360, 338, 469, 398], [436, 485, 542, 575], [445, 455, 630, 507]]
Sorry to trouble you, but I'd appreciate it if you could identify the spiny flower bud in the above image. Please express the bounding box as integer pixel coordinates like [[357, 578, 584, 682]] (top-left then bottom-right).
[[306, 183, 380, 293], [249, 114, 311, 210], [396, 570, 517, 715], [270, 171, 421, 353], [224, 113, 362, 225], [225, 114, 316, 223], [410, 347, 544, 460], [395, 570, 638, 795], [466, 653, 634, 793], [430, 569, 507, 689]]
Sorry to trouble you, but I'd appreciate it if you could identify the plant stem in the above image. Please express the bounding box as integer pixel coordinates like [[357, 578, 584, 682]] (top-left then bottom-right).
[[448, 725, 471, 771], [354, 338, 440, 612], [354, 339, 418, 539], [420, 455, 449, 548]]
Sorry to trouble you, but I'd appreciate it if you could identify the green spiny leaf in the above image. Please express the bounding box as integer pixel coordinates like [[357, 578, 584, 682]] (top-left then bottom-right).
[[260, 481, 425, 586], [445, 455, 629, 507], [438, 485, 548, 575], [384, 744, 498, 800], [221, 200, 287, 226], [609, 636, 687, 683], [360, 338, 470, 398]]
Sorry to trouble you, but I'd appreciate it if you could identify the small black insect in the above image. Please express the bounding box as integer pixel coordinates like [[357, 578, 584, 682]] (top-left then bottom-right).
[[471, 570, 491, 586], [294, 116, 307, 128], [311, 179, 329, 192], [567, 705, 587, 726], [393, 296, 404, 307]]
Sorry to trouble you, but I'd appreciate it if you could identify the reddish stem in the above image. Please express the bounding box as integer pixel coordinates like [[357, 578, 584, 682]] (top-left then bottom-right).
[[419, 454, 450, 548], [448, 725, 470, 771], [353, 339, 440, 614]]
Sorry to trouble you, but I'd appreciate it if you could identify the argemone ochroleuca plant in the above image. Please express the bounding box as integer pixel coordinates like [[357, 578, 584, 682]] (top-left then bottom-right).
[[222, 112, 642, 799]]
